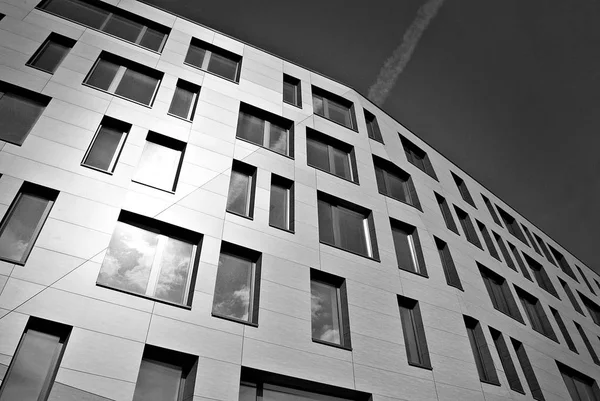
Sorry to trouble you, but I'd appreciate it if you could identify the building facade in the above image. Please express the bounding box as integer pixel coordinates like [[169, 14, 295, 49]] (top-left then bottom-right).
[[0, 0, 599, 400]]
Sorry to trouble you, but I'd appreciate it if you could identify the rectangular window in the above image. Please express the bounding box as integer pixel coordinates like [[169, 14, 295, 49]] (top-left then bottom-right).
[[497, 207, 529, 245], [97, 211, 201, 306], [435, 193, 459, 235], [482, 194, 502, 226], [184, 38, 242, 82], [511, 338, 545, 401], [574, 322, 600, 366], [454, 206, 482, 248], [373, 156, 421, 209], [168, 79, 200, 121], [559, 278, 584, 315], [0, 317, 71, 401], [576, 265, 596, 295], [399, 134, 437, 180], [82, 116, 130, 173], [312, 86, 357, 130], [579, 292, 600, 327], [317, 192, 379, 260], [489, 328, 524, 393], [534, 233, 557, 266], [269, 174, 294, 232], [476, 220, 500, 260], [478, 264, 523, 322], [236, 103, 294, 157], [493, 232, 516, 271], [27, 32, 75, 74], [558, 362, 600, 401], [310, 269, 351, 349], [306, 129, 358, 183], [451, 172, 476, 208], [464, 316, 499, 385], [398, 296, 431, 368], [84, 52, 163, 106], [391, 219, 427, 277], [550, 246, 578, 281], [282, 74, 301, 107], [132, 132, 185, 193], [523, 254, 560, 299], [0, 182, 58, 264], [434, 236, 463, 290], [226, 161, 257, 218], [0, 81, 51, 145], [212, 242, 261, 325], [550, 307, 577, 353], [507, 241, 533, 281], [38, 0, 169, 52], [521, 224, 541, 255], [132, 345, 197, 401], [364, 109, 383, 143], [515, 286, 557, 341]]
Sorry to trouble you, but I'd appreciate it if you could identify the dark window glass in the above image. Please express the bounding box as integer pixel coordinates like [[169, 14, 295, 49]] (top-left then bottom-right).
[[374, 156, 420, 209], [42, 0, 108, 28], [283, 74, 301, 107], [364, 109, 383, 143], [398, 296, 431, 368], [311, 86, 356, 130], [478, 264, 523, 322], [534, 233, 557, 265], [85, 57, 119, 90], [132, 132, 185, 192], [524, 254, 559, 298], [574, 322, 600, 366], [0, 83, 50, 145], [226, 162, 256, 218], [184, 38, 241, 82], [558, 362, 600, 401], [576, 265, 597, 295], [511, 339, 545, 401], [497, 207, 529, 245], [306, 130, 357, 182], [82, 117, 130, 172], [0, 318, 71, 401], [0, 183, 57, 264], [452, 172, 476, 208], [103, 13, 142, 42], [464, 316, 499, 384], [579, 293, 600, 327], [269, 175, 293, 231], [492, 232, 515, 271], [455, 206, 482, 248], [515, 287, 557, 341], [115, 68, 159, 105], [392, 220, 426, 276], [237, 104, 293, 157], [434, 237, 463, 290], [477, 220, 500, 260], [482, 194, 502, 226], [521, 225, 541, 255], [435, 193, 459, 234], [550, 307, 577, 353], [550, 246, 578, 281], [489, 328, 524, 393], [27, 33, 75, 73], [310, 270, 351, 349], [168, 80, 200, 121], [559, 278, 584, 315], [399, 134, 437, 180], [507, 242, 532, 280]]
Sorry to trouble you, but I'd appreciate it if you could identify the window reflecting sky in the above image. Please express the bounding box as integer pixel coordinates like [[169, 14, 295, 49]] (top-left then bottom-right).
[[212, 253, 253, 321], [310, 281, 341, 344]]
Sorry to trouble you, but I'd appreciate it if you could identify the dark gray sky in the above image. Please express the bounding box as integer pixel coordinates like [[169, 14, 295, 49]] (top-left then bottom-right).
[[144, 0, 600, 274]]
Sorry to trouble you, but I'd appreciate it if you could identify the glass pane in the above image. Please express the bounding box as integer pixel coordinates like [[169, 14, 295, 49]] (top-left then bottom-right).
[[0, 330, 61, 401], [0, 193, 49, 262], [133, 358, 182, 401], [336, 207, 368, 256], [43, 0, 109, 29], [97, 222, 159, 295], [226, 170, 251, 216], [311, 280, 341, 344], [169, 85, 195, 119], [392, 227, 417, 272], [207, 52, 238, 81], [269, 183, 288, 229], [133, 141, 181, 191], [269, 122, 288, 155], [184, 44, 206, 67], [326, 99, 351, 128], [330, 147, 351, 180], [283, 81, 296, 105], [317, 199, 334, 245], [83, 124, 124, 171], [387, 173, 408, 202], [103, 14, 143, 43], [237, 112, 265, 146], [411, 151, 426, 171], [86, 58, 119, 91], [154, 238, 194, 304], [0, 92, 45, 145], [306, 138, 329, 171], [312, 95, 324, 116], [574, 376, 596, 401], [400, 307, 419, 364], [212, 253, 253, 321], [239, 384, 257, 401], [115, 68, 159, 105], [263, 384, 346, 401], [374, 166, 386, 194], [31, 40, 70, 73], [140, 28, 165, 51]]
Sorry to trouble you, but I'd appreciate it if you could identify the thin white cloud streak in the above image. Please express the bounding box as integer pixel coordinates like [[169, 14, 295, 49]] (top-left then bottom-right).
[[367, 0, 446, 106]]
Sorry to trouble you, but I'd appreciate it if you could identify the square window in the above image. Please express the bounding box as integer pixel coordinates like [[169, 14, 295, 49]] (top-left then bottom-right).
[[398, 296, 431, 368], [399, 134, 437, 180], [283, 74, 301, 107], [311, 86, 357, 130], [226, 161, 257, 219], [82, 116, 130, 173], [451, 172, 476, 208], [310, 269, 351, 349], [237, 103, 294, 157], [391, 219, 427, 276], [27, 32, 75, 74], [306, 128, 358, 183], [374, 156, 420, 209], [132, 132, 185, 193], [184, 38, 242, 82], [269, 174, 294, 232], [364, 109, 383, 143], [0, 81, 51, 145], [168, 79, 200, 121], [478, 264, 523, 323]]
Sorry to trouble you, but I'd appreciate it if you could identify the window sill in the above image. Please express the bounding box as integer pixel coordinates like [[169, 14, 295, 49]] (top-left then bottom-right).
[[308, 164, 359, 185], [532, 328, 559, 343], [480, 379, 501, 387], [510, 387, 526, 395], [167, 112, 193, 123], [283, 100, 302, 109], [96, 283, 192, 309], [131, 180, 176, 194], [493, 307, 525, 325], [269, 223, 295, 234], [314, 113, 358, 133], [407, 361, 432, 370], [226, 210, 254, 221], [398, 267, 428, 279], [183, 61, 240, 84], [447, 282, 465, 292], [410, 164, 439, 182], [25, 63, 54, 74], [312, 338, 351, 351], [320, 241, 380, 263], [81, 163, 114, 176], [0, 256, 25, 266], [83, 83, 155, 109], [212, 312, 258, 327], [368, 136, 385, 145], [379, 191, 422, 212], [235, 136, 294, 160]]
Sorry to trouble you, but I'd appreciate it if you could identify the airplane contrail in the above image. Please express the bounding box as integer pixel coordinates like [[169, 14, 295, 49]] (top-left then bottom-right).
[[367, 0, 446, 106]]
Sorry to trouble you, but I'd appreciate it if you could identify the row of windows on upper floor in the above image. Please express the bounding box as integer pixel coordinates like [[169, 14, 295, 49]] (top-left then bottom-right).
[[3, 315, 599, 401]]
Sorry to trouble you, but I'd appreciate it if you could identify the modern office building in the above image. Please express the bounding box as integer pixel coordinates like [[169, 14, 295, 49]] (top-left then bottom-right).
[[0, 0, 599, 400]]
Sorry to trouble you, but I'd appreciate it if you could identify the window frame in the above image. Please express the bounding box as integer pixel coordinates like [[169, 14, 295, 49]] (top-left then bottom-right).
[[521, 224, 541, 255], [269, 174, 294, 232], [435, 193, 459, 235], [578, 292, 600, 327], [451, 172, 476, 208], [311, 86, 357, 131], [557, 362, 600, 401], [434, 236, 463, 290], [493, 232, 516, 271], [391, 219, 427, 277], [523, 253, 560, 299], [497, 207, 529, 246], [478, 264, 524, 323], [26, 32, 76, 74], [454, 206, 482, 249], [576, 265, 597, 295], [511, 338, 545, 401], [476, 220, 501, 260], [373, 156, 421, 210], [549, 307, 578, 353], [489, 327, 524, 394], [364, 109, 383, 143], [81, 116, 130, 174], [399, 134, 438, 180], [184, 37, 242, 83], [306, 128, 358, 184], [573, 322, 600, 366], [226, 160, 257, 219], [514, 286, 558, 342], [482, 194, 502, 227], [464, 316, 500, 385], [507, 241, 533, 281], [534, 233, 557, 266], [398, 296, 431, 369], [549, 245, 578, 281], [282, 74, 302, 108], [236, 103, 294, 158], [559, 278, 585, 315], [167, 79, 201, 121]]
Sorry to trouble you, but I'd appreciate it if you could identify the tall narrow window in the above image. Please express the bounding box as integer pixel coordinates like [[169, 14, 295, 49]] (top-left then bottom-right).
[[399, 134, 437, 180], [482, 194, 502, 226], [579, 293, 600, 327], [493, 232, 517, 271], [391, 219, 427, 277], [374, 156, 421, 209], [464, 316, 499, 385], [435, 193, 459, 234], [0, 182, 58, 264], [27, 32, 75, 74], [317, 192, 379, 259], [184, 38, 242, 82], [550, 246, 578, 281], [226, 161, 257, 218], [364, 109, 383, 143], [168, 79, 200, 121], [576, 265, 597, 295], [212, 242, 261, 325], [269, 174, 294, 232], [521, 224, 541, 255], [524, 254, 560, 299], [489, 328, 524, 393], [398, 296, 431, 368], [478, 264, 523, 322], [574, 322, 600, 366], [451, 172, 476, 208], [515, 286, 558, 341], [511, 339, 545, 401], [0, 81, 51, 145], [454, 206, 482, 248], [559, 278, 584, 315], [237, 103, 294, 157], [132, 345, 198, 401], [84, 52, 163, 105], [476, 220, 500, 260], [312, 86, 357, 130], [497, 207, 529, 245], [282, 74, 301, 107], [82, 117, 130, 173], [558, 362, 600, 401], [534, 233, 557, 266], [0, 317, 71, 401], [306, 129, 358, 183], [310, 269, 351, 349], [132, 132, 185, 193], [434, 237, 463, 290], [508, 242, 532, 280], [97, 211, 201, 306], [549, 307, 577, 353]]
